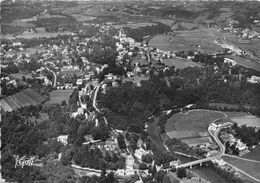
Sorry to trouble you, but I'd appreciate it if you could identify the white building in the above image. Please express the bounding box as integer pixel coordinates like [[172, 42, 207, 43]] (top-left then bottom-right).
[[76, 79, 83, 85], [135, 148, 149, 161], [224, 58, 237, 66], [56, 135, 68, 145], [247, 75, 260, 84]]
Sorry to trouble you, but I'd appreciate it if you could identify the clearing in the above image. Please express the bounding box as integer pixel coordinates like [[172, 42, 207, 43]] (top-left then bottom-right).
[[45, 90, 74, 105], [165, 110, 225, 132], [164, 110, 224, 140], [163, 58, 202, 69]]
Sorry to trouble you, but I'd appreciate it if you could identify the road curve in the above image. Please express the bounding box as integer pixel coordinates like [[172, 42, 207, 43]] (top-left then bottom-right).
[[93, 82, 103, 113]]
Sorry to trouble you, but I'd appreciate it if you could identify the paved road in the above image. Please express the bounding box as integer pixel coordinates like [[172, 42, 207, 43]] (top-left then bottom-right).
[[212, 126, 227, 157], [92, 82, 103, 113], [45, 67, 57, 87], [92, 81, 108, 125], [35, 67, 57, 87], [177, 157, 214, 169], [175, 109, 227, 168]]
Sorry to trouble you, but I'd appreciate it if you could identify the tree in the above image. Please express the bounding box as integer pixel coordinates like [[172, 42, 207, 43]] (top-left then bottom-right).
[[48, 139, 63, 153], [117, 133, 126, 149], [142, 154, 153, 164], [139, 163, 148, 170], [1, 111, 46, 156], [105, 152, 112, 162], [105, 172, 116, 183], [154, 170, 165, 183], [176, 168, 187, 179], [41, 160, 76, 183], [61, 100, 67, 107]]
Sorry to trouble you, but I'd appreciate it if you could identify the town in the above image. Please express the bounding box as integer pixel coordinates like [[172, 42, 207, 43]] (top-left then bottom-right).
[[1, 1, 260, 183]]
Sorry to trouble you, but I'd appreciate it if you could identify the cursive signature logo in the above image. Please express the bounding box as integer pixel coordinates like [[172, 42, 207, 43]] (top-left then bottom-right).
[[13, 155, 40, 168]]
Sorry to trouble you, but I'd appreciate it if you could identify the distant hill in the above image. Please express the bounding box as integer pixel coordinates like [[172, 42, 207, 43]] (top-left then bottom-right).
[[1, 88, 46, 113]]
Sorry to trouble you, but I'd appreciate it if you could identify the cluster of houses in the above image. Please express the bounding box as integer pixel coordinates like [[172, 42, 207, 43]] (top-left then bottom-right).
[[219, 131, 249, 155], [211, 157, 240, 177]]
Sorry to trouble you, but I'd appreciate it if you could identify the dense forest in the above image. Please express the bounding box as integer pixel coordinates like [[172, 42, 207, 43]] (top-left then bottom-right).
[[124, 23, 171, 42], [100, 64, 260, 133]]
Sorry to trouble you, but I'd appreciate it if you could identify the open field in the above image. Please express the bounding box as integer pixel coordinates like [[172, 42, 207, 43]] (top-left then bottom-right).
[[70, 14, 97, 22], [45, 90, 74, 105], [153, 18, 176, 26], [228, 56, 260, 72], [112, 22, 157, 29], [163, 58, 202, 69], [171, 22, 199, 30], [9, 19, 35, 27], [149, 28, 223, 53], [222, 156, 260, 181], [148, 35, 172, 51], [123, 75, 149, 85], [242, 145, 260, 161], [181, 137, 212, 146], [214, 111, 260, 128], [230, 116, 260, 128], [180, 22, 198, 29], [165, 110, 225, 133], [15, 31, 72, 39], [10, 73, 32, 80], [38, 14, 66, 19], [166, 130, 200, 139]]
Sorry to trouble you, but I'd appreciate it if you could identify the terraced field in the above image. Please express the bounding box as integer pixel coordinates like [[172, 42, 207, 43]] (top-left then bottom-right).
[[1, 88, 46, 113]]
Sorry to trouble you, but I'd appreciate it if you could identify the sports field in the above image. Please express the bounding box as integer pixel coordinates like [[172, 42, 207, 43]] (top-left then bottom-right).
[[45, 90, 74, 105], [165, 110, 225, 133], [222, 156, 260, 181]]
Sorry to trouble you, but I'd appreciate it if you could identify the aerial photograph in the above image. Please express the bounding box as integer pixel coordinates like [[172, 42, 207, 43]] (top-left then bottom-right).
[[1, 0, 260, 182]]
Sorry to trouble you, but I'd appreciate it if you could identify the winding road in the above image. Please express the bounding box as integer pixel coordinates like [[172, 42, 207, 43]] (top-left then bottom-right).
[[171, 109, 260, 182], [92, 81, 108, 125]]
